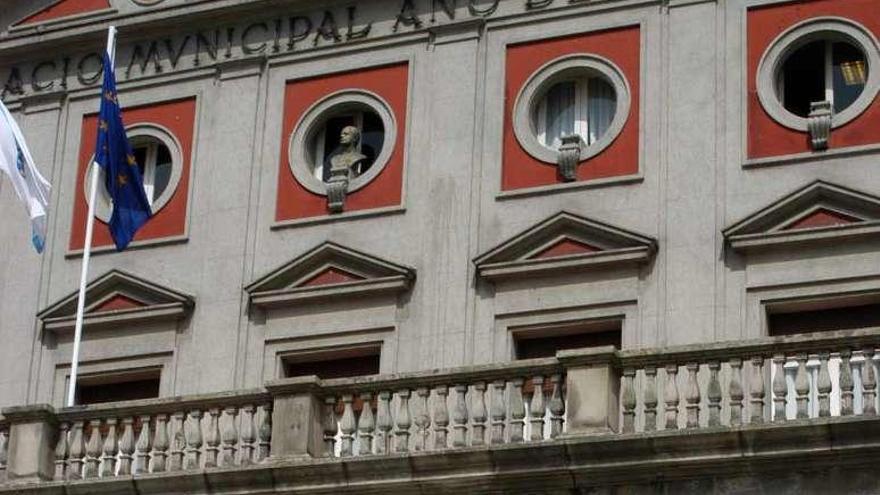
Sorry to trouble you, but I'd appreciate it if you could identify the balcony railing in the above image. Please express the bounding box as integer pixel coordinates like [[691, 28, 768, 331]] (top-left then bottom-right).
[[1, 328, 879, 487]]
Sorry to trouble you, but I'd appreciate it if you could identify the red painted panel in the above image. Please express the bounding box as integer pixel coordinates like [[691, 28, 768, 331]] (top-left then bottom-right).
[[276, 64, 408, 221], [93, 294, 145, 313], [300, 267, 365, 287], [70, 98, 197, 250], [782, 208, 861, 230], [747, 0, 880, 159], [18, 0, 110, 25], [502, 26, 641, 191], [530, 238, 601, 259]]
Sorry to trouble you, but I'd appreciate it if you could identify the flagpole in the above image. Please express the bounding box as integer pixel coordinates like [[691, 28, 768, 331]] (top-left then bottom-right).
[[66, 26, 117, 408]]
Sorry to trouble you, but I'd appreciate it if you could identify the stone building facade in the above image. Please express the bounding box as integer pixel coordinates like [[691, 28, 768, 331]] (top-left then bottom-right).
[[1, 0, 880, 493]]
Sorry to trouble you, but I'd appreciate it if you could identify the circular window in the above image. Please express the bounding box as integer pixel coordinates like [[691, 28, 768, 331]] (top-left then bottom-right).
[[513, 54, 631, 165], [289, 90, 396, 196], [757, 17, 880, 131], [84, 124, 183, 223]]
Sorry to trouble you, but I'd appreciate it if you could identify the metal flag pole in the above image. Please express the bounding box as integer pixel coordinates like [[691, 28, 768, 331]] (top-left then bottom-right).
[[66, 26, 118, 408]]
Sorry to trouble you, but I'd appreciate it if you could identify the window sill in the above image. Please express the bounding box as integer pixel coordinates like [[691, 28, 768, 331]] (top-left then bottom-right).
[[496, 173, 643, 201], [64, 234, 188, 259], [271, 205, 405, 230], [743, 143, 880, 169]]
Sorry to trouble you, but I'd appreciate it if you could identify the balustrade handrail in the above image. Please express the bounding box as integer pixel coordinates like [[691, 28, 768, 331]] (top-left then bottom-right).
[[615, 327, 880, 368]]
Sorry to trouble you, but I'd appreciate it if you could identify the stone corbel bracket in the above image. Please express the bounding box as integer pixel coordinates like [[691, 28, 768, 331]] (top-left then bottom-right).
[[557, 134, 585, 181], [325, 172, 350, 214], [808, 100, 832, 151]]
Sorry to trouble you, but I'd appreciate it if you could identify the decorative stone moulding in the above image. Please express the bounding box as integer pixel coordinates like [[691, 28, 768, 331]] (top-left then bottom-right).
[[83, 123, 184, 223], [474, 211, 656, 283], [512, 54, 631, 173], [756, 17, 880, 133], [807, 101, 832, 151], [557, 135, 584, 181], [724, 180, 880, 253], [245, 242, 415, 310], [288, 90, 397, 214], [37, 270, 194, 333]]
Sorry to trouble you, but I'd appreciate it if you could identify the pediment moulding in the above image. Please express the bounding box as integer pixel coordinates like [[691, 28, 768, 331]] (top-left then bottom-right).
[[723, 180, 880, 253], [474, 211, 657, 283], [37, 269, 194, 333], [245, 242, 416, 310]]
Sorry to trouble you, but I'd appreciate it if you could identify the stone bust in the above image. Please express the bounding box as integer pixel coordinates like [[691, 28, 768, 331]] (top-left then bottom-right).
[[328, 125, 367, 179]]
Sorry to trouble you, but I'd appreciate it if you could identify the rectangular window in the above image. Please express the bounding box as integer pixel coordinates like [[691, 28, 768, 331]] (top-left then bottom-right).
[[768, 302, 880, 336], [514, 319, 621, 360], [282, 345, 381, 380], [75, 368, 161, 405]]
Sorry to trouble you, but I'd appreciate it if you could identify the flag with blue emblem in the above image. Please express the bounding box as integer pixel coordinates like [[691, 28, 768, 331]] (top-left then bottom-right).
[[94, 51, 152, 251], [0, 99, 52, 253]]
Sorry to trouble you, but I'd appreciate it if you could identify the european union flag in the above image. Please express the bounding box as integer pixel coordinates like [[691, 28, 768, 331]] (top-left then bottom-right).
[[94, 52, 151, 251]]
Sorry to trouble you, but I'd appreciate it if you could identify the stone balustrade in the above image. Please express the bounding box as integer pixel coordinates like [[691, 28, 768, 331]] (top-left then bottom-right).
[[0, 420, 8, 483], [616, 328, 880, 433]]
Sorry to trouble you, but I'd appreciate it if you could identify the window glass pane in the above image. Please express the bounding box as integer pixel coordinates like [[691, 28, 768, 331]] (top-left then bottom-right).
[[781, 40, 826, 117], [587, 77, 616, 145], [133, 145, 148, 178], [832, 41, 868, 113], [358, 111, 384, 176], [152, 144, 173, 202], [543, 81, 576, 148]]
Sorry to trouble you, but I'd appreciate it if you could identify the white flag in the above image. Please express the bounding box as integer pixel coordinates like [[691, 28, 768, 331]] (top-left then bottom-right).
[[0, 99, 51, 253]]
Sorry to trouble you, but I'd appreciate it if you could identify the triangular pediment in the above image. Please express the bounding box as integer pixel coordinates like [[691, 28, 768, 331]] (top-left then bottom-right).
[[245, 242, 415, 309], [38, 270, 194, 332], [474, 212, 657, 282], [723, 181, 880, 252], [15, 0, 112, 26]]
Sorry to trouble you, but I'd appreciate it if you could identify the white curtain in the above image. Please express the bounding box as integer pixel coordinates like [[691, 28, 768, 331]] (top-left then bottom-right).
[[587, 78, 616, 145], [543, 81, 575, 149]]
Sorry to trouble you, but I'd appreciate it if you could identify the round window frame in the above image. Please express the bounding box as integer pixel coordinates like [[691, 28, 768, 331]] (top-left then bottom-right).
[[512, 53, 632, 165], [83, 123, 184, 223], [288, 90, 397, 196], [757, 17, 880, 132]]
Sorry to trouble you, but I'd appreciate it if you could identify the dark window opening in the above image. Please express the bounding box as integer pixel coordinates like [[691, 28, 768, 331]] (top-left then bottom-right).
[[514, 320, 622, 360], [75, 369, 161, 405], [314, 110, 384, 182], [768, 303, 880, 336], [779, 39, 867, 117], [282, 346, 381, 380]]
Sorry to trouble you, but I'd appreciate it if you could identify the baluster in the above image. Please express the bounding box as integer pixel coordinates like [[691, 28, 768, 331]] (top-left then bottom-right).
[[220, 407, 238, 467], [621, 369, 636, 434], [375, 392, 392, 454], [529, 376, 545, 441], [452, 384, 468, 447], [817, 352, 832, 418], [68, 420, 85, 480], [862, 348, 877, 415], [257, 404, 272, 462], [169, 412, 186, 471], [358, 393, 375, 455], [339, 395, 356, 457], [184, 410, 203, 470], [840, 350, 854, 416], [151, 414, 169, 472], [117, 418, 134, 476], [0, 429, 6, 472], [471, 382, 487, 446], [509, 378, 526, 443], [795, 354, 810, 419], [771, 354, 787, 422], [395, 389, 412, 452], [707, 362, 722, 427], [643, 366, 658, 431], [204, 409, 220, 468], [100, 418, 118, 477], [664, 364, 680, 430], [412, 388, 430, 451], [239, 405, 256, 465], [322, 397, 338, 456], [84, 419, 102, 478], [432, 386, 449, 449], [728, 358, 744, 426], [685, 363, 701, 428], [134, 416, 151, 475], [548, 374, 565, 438], [749, 357, 766, 424], [54, 422, 69, 480], [490, 380, 506, 444]]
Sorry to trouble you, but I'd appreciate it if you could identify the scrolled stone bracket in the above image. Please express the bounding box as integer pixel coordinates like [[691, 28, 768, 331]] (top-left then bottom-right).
[[325, 170, 350, 214], [807, 100, 832, 151], [557, 134, 584, 182]]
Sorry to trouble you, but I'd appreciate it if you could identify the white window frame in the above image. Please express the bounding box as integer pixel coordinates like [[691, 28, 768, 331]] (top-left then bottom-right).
[[131, 138, 162, 206], [536, 79, 591, 150]]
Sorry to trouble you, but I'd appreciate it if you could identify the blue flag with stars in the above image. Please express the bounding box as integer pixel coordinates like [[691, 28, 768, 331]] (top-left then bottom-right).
[[94, 51, 151, 251]]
